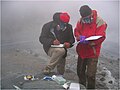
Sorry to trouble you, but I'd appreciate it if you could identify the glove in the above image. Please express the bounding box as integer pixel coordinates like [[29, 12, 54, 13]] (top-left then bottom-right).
[[79, 36, 89, 44], [53, 39, 60, 45], [76, 35, 86, 41], [64, 42, 70, 48]]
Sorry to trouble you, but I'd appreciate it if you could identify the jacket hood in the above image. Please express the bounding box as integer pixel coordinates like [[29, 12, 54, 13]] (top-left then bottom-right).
[[53, 12, 61, 24], [92, 10, 97, 22], [79, 10, 97, 24]]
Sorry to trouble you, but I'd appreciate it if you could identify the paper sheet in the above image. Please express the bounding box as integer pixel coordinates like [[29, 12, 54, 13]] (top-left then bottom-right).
[[72, 41, 80, 45], [51, 44, 64, 48], [69, 83, 80, 90], [72, 36, 102, 45], [85, 36, 102, 41]]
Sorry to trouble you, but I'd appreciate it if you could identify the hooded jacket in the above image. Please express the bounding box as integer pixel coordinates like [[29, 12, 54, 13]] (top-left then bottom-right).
[[39, 12, 75, 55], [74, 10, 107, 59]]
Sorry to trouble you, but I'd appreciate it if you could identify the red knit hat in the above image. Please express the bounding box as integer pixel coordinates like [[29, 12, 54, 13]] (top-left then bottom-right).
[[60, 12, 70, 23]]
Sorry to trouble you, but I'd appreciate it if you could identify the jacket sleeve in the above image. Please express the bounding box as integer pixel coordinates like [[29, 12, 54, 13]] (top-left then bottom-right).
[[69, 25, 75, 47], [89, 17, 107, 46], [74, 21, 81, 37], [39, 24, 54, 46], [74, 21, 82, 41]]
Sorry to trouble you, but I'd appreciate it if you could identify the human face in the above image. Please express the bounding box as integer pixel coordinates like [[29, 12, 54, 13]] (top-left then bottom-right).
[[56, 22, 67, 31], [59, 22, 67, 30], [81, 14, 93, 24]]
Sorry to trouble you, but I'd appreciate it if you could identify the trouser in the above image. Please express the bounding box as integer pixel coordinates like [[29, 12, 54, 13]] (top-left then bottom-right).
[[46, 47, 66, 75], [77, 56, 98, 89]]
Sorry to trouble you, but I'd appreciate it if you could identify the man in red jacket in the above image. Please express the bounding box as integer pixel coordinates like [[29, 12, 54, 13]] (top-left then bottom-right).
[[74, 5, 107, 89]]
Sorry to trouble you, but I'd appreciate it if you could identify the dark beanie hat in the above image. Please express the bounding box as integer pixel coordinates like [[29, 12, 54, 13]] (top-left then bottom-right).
[[53, 12, 61, 23], [79, 5, 92, 17]]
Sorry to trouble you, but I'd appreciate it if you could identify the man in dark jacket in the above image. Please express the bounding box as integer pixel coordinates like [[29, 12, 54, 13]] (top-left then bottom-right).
[[39, 12, 75, 75]]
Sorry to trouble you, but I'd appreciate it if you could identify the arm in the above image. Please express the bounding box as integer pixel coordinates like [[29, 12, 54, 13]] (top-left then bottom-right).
[[39, 23, 54, 46], [89, 17, 107, 46], [64, 25, 75, 48], [74, 21, 81, 41], [68, 25, 75, 47]]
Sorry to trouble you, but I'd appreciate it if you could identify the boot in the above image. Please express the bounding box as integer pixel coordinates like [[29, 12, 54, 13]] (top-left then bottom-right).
[[43, 67, 51, 75]]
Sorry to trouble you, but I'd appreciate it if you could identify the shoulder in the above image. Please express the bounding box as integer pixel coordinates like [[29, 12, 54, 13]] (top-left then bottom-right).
[[75, 19, 82, 28], [42, 21, 57, 30], [67, 24, 73, 30], [67, 23, 72, 27], [96, 16, 106, 28], [43, 21, 57, 29], [43, 21, 53, 28]]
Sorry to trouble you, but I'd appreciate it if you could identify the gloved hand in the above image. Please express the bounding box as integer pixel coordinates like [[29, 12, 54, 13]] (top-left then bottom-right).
[[53, 39, 60, 45], [64, 42, 70, 48], [79, 36, 89, 44], [76, 35, 86, 41]]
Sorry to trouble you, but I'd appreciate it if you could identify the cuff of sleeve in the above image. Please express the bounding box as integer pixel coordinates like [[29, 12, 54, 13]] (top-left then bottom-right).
[[89, 41, 96, 46]]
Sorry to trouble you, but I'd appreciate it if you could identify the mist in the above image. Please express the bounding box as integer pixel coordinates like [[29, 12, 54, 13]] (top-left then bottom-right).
[[1, 1, 119, 58]]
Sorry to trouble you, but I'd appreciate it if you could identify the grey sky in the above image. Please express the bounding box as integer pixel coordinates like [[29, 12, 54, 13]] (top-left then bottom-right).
[[1, 0, 119, 57]]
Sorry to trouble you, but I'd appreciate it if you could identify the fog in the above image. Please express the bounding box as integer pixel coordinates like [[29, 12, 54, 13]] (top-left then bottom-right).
[[1, 1, 119, 58]]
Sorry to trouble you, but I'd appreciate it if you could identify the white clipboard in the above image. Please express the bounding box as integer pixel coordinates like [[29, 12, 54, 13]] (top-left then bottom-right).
[[73, 36, 102, 45], [85, 36, 102, 41], [51, 44, 64, 48]]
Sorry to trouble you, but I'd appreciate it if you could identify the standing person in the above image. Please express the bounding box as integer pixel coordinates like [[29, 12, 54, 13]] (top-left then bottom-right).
[[74, 5, 107, 89], [39, 12, 75, 75]]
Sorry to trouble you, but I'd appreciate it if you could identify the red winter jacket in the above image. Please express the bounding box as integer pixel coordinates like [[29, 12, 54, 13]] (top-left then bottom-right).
[[74, 10, 107, 59]]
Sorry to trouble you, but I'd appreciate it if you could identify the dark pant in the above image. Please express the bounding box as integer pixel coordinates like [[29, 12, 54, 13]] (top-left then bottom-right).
[[77, 56, 98, 89], [57, 58, 66, 75]]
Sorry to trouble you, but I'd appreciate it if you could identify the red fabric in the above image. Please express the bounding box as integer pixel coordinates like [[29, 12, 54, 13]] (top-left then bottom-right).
[[74, 10, 107, 59], [60, 12, 70, 23]]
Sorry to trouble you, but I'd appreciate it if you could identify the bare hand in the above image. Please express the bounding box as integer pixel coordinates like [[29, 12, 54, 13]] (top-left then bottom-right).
[[53, 39, 60, 45], [64, 42, 70, 48]]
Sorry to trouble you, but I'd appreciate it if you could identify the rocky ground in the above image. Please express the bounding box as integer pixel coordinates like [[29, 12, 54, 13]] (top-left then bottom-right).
[[66, 48, 119, 89], [1, 46, 119, 89]]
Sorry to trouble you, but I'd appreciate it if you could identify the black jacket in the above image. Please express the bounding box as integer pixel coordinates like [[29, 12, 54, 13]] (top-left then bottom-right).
[[39, 13, 75, 56]]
